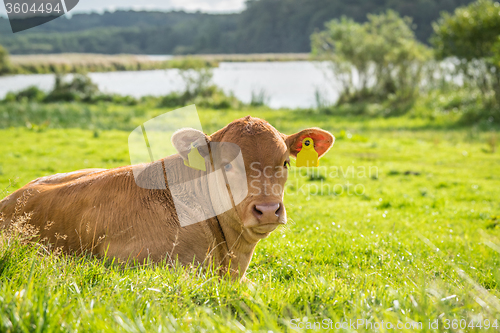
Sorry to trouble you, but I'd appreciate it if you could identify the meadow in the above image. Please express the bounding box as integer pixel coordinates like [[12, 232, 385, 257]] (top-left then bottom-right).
[[0, 104, 499, 332]]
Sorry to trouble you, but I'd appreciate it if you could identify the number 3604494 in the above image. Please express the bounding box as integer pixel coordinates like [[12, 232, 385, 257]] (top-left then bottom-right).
[[5, 2, 62, 14], [443, 319, 498, 330]]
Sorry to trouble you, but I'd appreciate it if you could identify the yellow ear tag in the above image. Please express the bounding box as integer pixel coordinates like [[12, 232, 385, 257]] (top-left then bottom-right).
[[184, 143, 206, 171], [296, 137, 319, 167]]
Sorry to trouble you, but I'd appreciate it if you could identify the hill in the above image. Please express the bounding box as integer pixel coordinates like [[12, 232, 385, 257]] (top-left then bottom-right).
[[0, 0, 475, 54]]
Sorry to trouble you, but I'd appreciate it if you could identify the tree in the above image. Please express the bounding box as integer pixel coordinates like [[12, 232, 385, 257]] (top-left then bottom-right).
[[0, 2, 478, 55], [311, 10, 430, 104], [431, 0, 500, 104]]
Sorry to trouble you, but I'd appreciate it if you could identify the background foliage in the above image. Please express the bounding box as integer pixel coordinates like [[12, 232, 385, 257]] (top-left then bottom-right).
[[432, 0, 500, 108], [0, 45, 10, 75], [311, 11, 430, 106], [0, 0, 476, 55]]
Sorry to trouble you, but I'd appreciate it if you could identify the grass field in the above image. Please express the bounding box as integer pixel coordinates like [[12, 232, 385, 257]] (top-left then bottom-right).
[[0, 105, 500, 332]]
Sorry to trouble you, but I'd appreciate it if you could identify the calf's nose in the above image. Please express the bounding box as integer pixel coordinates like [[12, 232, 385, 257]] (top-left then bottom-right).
[[253, 203, 282, 223]]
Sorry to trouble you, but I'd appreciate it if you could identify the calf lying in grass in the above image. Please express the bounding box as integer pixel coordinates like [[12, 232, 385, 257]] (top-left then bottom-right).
[[0, 116, 334, 279]]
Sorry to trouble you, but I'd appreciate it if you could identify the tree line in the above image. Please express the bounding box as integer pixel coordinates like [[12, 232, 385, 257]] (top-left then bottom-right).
[[0, 0, 475, 54], [312, 0, 500, 122]]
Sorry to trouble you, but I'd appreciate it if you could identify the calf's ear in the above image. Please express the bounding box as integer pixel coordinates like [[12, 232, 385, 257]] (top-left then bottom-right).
[[171, 128, 211, 161], [286, 128, 335, 159]]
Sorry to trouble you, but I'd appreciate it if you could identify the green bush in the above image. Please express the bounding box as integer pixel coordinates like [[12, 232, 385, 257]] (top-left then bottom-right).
[[191, 85, 241, 109], [432, 0, 500, 105], [158, 68, 242, 109], [2, 76, 140, 106], [158, 92, 185, 108], [45, 74, 100, 103], [158, 85, 241, 109], [4, 86, 46, 103], [91, 93, 138, 106], [311, 10, 431, 106]]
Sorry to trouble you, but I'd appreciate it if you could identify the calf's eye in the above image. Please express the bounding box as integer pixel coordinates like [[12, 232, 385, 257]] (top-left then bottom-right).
[[284, 160, 290, 169]]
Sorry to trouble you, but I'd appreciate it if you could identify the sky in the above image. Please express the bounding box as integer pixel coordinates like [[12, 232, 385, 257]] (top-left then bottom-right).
[[0, 0, 247, 16], [73, 0, 247, 13]]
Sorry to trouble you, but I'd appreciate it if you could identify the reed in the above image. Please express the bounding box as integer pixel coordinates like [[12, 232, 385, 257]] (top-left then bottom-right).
[[5, 53, 311, 75]]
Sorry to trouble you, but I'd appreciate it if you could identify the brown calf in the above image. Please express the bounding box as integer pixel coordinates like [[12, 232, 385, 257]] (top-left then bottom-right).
[[0, 116, 334, 278]]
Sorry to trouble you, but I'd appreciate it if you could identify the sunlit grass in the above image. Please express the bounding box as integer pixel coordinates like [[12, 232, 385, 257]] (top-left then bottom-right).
[[0, 106, 499, 332]]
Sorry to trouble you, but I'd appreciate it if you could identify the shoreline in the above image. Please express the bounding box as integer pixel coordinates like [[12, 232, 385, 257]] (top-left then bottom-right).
[[5, 53, 312, 75]]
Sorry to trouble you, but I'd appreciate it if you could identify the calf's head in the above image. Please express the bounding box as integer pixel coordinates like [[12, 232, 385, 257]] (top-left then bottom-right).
[[172, 116, 334, 242]]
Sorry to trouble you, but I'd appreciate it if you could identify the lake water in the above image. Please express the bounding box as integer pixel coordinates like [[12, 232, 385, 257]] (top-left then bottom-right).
[[0, 61, 341, 109]]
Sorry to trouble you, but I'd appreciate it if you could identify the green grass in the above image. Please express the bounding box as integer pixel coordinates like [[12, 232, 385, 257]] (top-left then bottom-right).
[[1, 105, 500, 332]]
